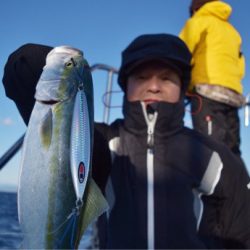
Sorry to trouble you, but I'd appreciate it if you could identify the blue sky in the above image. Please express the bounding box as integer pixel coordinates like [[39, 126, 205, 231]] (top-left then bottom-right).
[[0, 0, 250, 191]]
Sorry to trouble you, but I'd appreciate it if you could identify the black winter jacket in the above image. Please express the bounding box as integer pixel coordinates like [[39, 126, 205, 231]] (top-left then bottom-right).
[[92, 99, 250, 249]]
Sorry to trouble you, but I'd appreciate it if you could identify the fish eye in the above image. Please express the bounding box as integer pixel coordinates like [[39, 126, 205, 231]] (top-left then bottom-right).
[[65, 58, 77, 67], [65, 61, 73, 67]]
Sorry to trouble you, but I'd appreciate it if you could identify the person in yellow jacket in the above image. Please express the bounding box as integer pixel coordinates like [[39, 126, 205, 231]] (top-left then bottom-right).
[[179, 0, 246, 156]]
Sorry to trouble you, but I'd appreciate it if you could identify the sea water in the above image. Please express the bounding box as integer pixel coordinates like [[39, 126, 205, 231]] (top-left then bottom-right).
[[0, 191, 95, 249], [0, 191, 22, 249]]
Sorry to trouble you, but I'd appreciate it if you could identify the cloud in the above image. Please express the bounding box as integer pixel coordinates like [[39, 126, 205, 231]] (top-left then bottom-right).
[[2, 117, 14, 126]]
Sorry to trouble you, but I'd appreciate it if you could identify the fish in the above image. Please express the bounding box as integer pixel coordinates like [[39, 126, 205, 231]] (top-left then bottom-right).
[[17, 46, 108, 249]]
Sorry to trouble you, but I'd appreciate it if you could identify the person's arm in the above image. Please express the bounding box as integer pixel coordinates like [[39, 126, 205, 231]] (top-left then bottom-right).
[[92, 122, 112, 192], [238, 50, 245, 81], [200, 149, 250, 248], [179, 17, 203, 54], [220, 156, 250, 248], [2, 43, 53, 125]]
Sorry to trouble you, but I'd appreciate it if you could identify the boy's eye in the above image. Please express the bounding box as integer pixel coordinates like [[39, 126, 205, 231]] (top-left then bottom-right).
[[135, 74, 147, 80], [138, 76, 146, 79], [162, 76, 170, 81]]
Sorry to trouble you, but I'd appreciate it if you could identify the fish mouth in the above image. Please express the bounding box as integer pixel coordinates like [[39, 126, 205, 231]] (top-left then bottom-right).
[[37, 100, 60, 105]]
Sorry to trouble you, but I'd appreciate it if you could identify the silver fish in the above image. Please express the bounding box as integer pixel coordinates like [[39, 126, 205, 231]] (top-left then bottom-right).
[[18, 46, 108, 249]]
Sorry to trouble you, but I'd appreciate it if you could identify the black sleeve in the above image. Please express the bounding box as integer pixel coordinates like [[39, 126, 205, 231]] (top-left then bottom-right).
[[219, 155, 250, 249], [2, 43, 53, 125], [92, 122, 112, 193], [200, 148, 250, 249]]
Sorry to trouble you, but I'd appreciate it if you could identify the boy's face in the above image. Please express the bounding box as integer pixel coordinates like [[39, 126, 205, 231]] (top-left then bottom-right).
[[126, 61, 181, 105]]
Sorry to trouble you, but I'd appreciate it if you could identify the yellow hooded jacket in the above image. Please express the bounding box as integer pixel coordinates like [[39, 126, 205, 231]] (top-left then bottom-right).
[[179, 1, 245, 94]]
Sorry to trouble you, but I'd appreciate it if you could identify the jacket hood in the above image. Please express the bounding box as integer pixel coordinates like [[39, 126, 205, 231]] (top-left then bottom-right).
[[194, 1, 232, 20]]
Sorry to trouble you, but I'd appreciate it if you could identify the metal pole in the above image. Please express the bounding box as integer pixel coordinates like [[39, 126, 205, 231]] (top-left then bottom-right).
[[90, 64, 118, 74], [90, 64, 118, 124], [0, 134, 25, 170], [103, 71, 114, 124], [244, 93, 250, 127]]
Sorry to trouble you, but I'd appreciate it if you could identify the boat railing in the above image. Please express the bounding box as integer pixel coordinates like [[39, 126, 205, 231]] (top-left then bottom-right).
[[244, 92, 250, 127]]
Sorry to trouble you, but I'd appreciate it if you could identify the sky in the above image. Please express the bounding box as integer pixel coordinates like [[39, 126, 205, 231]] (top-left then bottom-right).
[[0, 0, 250, 192]]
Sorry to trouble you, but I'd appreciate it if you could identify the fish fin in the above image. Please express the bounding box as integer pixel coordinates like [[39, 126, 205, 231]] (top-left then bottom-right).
[[75, 178, 109, 247], [40, 109, 53, 149]]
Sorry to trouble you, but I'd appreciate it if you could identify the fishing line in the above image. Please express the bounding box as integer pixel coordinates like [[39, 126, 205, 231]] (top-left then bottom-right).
[[55, 207, 80, 249], [70, 57, 88, 93], [70, 211, 78, 249], [14, 208, 79, 236], [46, 214, 73, 236]]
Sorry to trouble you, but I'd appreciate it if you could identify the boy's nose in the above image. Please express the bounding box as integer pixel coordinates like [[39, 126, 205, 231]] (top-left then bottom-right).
[[147, 78, 161, 92]]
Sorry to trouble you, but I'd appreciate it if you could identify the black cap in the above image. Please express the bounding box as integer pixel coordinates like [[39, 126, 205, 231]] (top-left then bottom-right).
[[2, 43, 53, 125], [118, 33, 191, 92]]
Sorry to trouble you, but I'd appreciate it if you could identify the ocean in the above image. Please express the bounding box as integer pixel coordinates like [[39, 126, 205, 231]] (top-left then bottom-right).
[[0, 191, 95, 249], [0, 191, 22, 249]]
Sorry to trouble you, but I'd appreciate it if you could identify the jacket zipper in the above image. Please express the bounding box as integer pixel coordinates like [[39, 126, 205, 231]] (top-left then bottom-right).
[[141, 103, 158, 250]]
